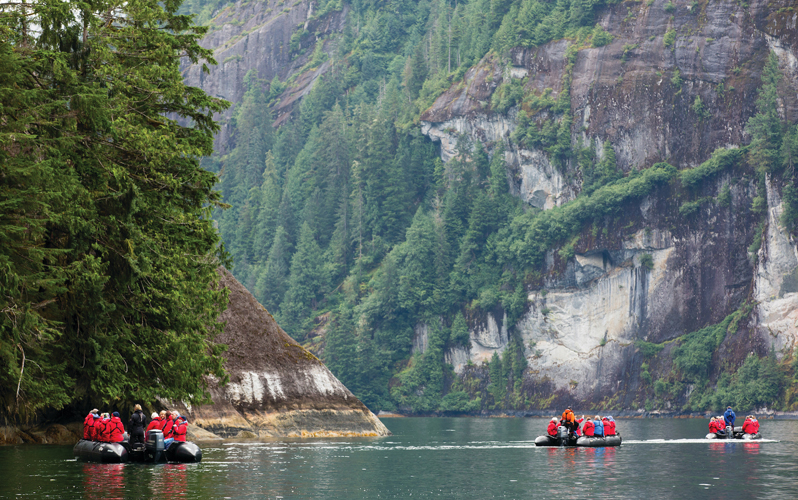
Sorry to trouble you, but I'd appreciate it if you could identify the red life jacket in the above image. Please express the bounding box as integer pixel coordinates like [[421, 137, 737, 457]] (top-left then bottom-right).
[[91, 418, 104, 441], [146, 417, 162, 433], [108, 416, 125, 443], [742, 419, 757, 434], [753, 420, 760, 433], [173, 420, 188, 442], [83, 413, 95, 440], [99, 418, 113, 442], [547, 421, 558, 436], [583, 420, 595, 437], [162, 416, 175, 439], [603, 418, 615, 436]]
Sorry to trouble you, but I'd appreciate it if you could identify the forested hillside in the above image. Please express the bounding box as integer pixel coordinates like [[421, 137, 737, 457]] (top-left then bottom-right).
[[0, 1, 229, 421], [190, 0, 798, 414]]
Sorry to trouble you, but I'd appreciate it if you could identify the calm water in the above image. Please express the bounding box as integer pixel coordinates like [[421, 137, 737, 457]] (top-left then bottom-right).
[[1, 417, 797, 499]]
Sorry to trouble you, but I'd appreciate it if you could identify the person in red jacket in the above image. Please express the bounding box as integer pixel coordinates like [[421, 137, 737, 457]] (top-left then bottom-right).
[[99, 413, 113, 442], [173, 415, 188, 442], [582, 418, 595, 437], [146, 412, 162, 433], [107, 412, 125, 443], [574, 416, 585, 436], [161, 411, 176, 439], [603, 416, 616, 436], [91, 413, 105, 441], [83, 409, 99, 440], [547, 417, 559, 437], [742, 416, 759, 435]]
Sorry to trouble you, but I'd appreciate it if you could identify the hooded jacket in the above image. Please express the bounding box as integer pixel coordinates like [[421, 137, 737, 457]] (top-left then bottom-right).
[[83, 413, 97, 440], [547, 420, 558, 436], [723, 408, 736, 427], [593, 419, 604, 437], [161, 415, 175, 439], [147, 416, 162, 433], [582, 420, 595, 437], [173, 417, 188, 442], [742, 418, 759, 434], [108, 416, 125, 443], [602, 417, 616, 436]]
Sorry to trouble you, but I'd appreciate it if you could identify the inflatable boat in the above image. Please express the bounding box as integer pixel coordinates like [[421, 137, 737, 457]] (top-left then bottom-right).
[[535, 426, 622, 447], [705, 426, 762, 440], [73, 429, 202, 463]]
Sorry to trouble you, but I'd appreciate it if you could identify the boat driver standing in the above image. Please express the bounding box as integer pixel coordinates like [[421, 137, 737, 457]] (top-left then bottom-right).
[[560, 407, 579, 437]]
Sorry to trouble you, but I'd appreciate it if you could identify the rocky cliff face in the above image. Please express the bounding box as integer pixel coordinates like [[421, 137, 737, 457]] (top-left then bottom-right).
[[171, 268, 390, 437], [419, 0, 798, 406], [182, 0, 346, 152]]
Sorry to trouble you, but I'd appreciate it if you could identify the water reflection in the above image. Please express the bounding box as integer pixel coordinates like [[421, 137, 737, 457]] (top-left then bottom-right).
[[150, 463, 188, 497], [742, 442, 760, 454], [82, 463, 124, 500], [3, 418, 798, 499]]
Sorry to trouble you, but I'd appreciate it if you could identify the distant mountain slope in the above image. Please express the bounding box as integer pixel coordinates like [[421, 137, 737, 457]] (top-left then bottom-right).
[[184, 0, 798, 414]]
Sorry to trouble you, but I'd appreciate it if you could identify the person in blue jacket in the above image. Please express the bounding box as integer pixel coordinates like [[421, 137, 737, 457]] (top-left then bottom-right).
[[592, 415, 604, 437], [723, 406, 736, 428]]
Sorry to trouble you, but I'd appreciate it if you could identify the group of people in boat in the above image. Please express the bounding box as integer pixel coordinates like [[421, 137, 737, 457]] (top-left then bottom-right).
[[82, 404, 190, 447], [549, 407, 618, 438], [707, 406, 760, 436]]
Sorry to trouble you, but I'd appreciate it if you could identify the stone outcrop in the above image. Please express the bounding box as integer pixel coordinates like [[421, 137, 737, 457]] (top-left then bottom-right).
[[170, 268, 390, 438], [423, 0, 798, 406], [181, 0, 347, 152]]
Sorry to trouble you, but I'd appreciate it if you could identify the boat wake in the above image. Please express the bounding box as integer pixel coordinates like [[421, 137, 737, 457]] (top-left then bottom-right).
[[623, 438, 779, 444]]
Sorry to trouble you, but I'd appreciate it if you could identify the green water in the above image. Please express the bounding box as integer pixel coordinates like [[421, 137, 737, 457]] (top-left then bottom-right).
[[1, 417, 796, 499]]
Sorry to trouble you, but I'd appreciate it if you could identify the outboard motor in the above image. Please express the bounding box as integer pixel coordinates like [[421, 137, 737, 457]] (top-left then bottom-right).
[[146, 429, 165, 462], [725, 426, 733, 439], [129, 442, 146, 463], [557, 425, 569, 446]]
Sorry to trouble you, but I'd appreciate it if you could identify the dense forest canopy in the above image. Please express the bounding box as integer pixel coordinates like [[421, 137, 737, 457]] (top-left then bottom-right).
[[5, 0, 798, 421], [0, 0, 230, 421], [206, 0, 798, 414]]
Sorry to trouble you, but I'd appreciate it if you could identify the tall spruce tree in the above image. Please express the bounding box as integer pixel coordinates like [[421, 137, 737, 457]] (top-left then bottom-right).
[[279, 222, 325, 338], [0, 0, 229, 419]]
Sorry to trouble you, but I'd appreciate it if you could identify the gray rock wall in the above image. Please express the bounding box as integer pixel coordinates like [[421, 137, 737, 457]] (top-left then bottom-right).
[[426, 0, 798, 407]]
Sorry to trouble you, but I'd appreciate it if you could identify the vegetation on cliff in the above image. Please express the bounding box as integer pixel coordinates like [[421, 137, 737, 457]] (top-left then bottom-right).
[[0, 0, 229, 421], [203, 0, 798, 413]]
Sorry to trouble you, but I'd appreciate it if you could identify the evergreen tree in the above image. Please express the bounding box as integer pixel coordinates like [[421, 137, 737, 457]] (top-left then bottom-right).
[[279, 222, 326, 338], [487, 351, 507, 408], [450, 312, 471, 347], [406, 41, 428, 99], [0, 0, 229, 418], [254, 226, 292, 313], [746, 52, 784, 174]]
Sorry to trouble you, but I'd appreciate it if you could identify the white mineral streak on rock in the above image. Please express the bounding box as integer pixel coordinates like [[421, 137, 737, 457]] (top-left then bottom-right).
[[506, 148, 566, 209], [305, 364, 346, 397], [262, 372, 285, 401], [515, 246, 673, 398], [508, 66, 529, 79], [765, 34, 798, 91], [421, 114, 567, 209], [754, 176, 798, 353], [412, 323, 429, 355], [445, 345, 470, 373], [420, 114, 516, 163], [227, 371, 265, 404], [468, 312, 509, 366]]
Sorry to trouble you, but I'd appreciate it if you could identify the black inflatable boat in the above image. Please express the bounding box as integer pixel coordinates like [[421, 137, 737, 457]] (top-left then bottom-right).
[[535, 426, 622, 447], [706, 425, 762, 440], [73, 429, 202, 463]]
